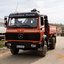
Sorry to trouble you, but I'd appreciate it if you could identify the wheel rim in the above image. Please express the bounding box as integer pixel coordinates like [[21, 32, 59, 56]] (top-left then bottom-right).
[[44, 44, 47, 54]]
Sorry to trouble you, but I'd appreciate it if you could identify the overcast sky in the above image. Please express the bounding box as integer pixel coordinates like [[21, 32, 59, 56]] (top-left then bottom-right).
[[0, 0, 64, 24]]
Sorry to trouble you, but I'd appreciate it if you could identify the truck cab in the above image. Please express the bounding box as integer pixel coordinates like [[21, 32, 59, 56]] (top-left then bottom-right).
[[5, 9, 57, 56]]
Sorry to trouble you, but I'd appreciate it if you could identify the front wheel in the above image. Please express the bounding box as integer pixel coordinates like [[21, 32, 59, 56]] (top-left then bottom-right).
[[10, 48, 19, 55], [39, 41, 47, 57]]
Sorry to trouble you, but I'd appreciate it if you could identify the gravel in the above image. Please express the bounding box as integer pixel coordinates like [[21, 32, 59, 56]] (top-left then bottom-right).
[[0, 47, 9, 54]]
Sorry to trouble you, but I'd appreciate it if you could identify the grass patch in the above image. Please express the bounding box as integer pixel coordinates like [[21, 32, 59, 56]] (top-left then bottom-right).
[[0, 40, 7, 48]]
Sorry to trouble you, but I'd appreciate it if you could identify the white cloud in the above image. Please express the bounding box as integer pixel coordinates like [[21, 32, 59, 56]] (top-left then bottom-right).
[[0, 0, 64, 24], [36, 1, 44, 7]]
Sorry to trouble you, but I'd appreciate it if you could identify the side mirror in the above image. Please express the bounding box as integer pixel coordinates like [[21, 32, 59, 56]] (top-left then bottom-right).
[[4, 17, 7, 20], [4, 16, 8, 27], [5, 21, 7, 25], [44, 16, 48, 28], [45, 20, 48, 28]]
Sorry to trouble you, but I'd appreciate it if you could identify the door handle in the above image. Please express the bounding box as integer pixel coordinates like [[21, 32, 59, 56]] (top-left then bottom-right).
[[40, 28, 42, 30]]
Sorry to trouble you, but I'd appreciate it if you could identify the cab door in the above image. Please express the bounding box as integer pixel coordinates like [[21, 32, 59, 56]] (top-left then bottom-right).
[[40, 16, 45, 41]]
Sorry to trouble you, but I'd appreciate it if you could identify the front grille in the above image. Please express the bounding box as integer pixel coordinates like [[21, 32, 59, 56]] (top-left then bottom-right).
[[6, 33, 40, 41]]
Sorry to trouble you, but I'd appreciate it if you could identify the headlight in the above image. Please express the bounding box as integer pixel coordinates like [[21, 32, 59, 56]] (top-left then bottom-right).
[[8, 43, 11, 46], [31, 44, 36, 47]]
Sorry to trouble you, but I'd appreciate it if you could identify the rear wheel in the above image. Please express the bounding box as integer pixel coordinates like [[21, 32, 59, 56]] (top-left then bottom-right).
[[39, 41, 47, 57], [50, 37, 56, 49], [10, 48, 19, 55]]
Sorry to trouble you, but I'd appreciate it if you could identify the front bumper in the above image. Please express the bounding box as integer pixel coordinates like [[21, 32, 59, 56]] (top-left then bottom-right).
[[5, 42, 41, 50]]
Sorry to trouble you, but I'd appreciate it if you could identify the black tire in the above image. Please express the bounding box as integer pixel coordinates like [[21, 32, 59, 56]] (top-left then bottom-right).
[[50, 37, 56, 49], [39, 41, 47, 57], [10, 48, 19, 55]]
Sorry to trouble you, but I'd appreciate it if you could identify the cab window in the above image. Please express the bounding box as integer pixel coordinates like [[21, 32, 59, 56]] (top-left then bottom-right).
[[40, 17, 43, 26]]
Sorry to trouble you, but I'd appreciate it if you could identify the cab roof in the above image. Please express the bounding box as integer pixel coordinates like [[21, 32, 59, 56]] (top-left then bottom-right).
[[9, 9, 47, 18], [9, 12, 47, 18]]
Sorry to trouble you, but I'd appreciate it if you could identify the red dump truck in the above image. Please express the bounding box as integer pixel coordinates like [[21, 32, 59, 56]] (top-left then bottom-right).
[[5, 9, 57, 56]]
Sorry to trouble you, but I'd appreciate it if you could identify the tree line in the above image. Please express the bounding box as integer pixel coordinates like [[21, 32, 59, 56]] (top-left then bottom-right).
[[50, 23, 64, 27]]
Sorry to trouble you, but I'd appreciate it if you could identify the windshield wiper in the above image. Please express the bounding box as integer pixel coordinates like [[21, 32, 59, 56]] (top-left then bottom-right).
[[20, 25, 31, 28], [7, 25, 20, 28], [8, 25, 33, 28]]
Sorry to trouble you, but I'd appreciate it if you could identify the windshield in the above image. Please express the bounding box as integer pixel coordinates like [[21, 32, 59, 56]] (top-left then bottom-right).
[[8, 17, 38, 28]]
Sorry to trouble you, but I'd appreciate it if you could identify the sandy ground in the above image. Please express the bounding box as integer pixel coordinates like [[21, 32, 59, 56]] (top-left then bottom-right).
[[0, 36, 64, 64], [0, 47, 9, 54]]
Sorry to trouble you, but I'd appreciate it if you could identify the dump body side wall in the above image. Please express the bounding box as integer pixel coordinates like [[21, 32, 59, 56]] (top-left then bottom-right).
[[48, 25, 57, 37]]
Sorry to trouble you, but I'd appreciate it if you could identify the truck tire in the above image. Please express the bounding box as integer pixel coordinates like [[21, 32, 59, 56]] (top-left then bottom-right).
[[50, 37, 56, 49], [39, 41, 47, 57], [10, 48, 19, 55]]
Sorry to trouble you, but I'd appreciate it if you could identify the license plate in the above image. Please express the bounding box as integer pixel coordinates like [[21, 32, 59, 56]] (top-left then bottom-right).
[[16, 45, 25, 48]]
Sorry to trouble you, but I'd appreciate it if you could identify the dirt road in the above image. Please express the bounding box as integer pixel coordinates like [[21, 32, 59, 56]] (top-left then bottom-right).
[[0, 37, 64, 64]]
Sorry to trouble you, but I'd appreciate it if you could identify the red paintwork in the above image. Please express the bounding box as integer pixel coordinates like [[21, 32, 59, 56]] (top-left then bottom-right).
[[6, 16, 57, 43]]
